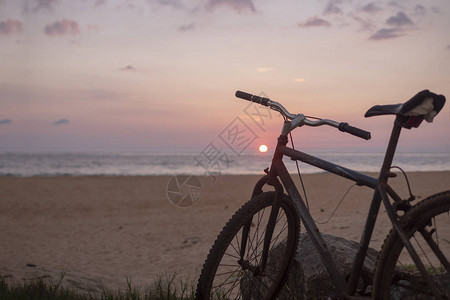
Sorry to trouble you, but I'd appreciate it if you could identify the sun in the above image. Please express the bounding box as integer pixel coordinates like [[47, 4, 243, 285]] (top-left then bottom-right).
[[259, 144, 268, 153]]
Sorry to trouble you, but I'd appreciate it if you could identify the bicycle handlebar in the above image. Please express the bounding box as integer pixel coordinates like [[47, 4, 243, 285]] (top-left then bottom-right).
[[235, 90, 371, 140], [338, 122, 371, 140], [235, 91, 270, 106]]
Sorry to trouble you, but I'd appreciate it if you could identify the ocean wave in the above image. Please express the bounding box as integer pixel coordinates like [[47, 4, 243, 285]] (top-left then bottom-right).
[[0, 152, 448, 177]]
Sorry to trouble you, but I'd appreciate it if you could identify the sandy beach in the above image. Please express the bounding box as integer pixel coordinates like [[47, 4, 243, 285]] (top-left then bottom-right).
[[0, 172, 449, 293]]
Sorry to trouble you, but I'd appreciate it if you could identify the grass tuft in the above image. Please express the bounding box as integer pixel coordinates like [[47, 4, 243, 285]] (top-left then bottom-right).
[[0, 273, 196, 300]]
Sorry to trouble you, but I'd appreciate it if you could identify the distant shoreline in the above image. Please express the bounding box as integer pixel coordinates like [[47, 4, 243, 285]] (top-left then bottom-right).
[[2, 169, 450, 178], [1, 151, 449, 177]]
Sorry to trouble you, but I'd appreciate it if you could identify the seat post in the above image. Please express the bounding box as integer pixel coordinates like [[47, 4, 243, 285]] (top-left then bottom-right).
[[379, 116, 404, 183]]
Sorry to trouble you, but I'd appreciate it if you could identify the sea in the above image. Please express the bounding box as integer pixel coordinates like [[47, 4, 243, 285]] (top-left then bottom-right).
[[0, 151, 449, 177]]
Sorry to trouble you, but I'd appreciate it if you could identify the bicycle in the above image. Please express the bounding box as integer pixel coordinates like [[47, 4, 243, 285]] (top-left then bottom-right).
[[196, 89, 449, 299]]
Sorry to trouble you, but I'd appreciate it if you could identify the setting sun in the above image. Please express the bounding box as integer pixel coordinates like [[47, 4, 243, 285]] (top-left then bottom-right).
[[259, 145, 268, 153]]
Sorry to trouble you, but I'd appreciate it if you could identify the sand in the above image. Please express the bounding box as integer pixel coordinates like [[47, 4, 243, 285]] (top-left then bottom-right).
[[0, 172, 449, 293]]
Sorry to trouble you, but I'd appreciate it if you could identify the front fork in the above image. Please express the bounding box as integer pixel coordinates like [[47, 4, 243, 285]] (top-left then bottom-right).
[[238, 174, 284, 275]]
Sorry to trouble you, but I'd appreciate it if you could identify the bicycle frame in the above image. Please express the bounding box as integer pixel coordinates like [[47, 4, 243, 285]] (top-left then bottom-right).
[[254, 115, 424, 298]]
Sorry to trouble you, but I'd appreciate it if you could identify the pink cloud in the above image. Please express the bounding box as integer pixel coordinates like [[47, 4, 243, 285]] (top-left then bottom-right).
[[24, 0, 59, 13], [369, 28, 404, 40], [298, 16, 331, 28], [386, 12, 413, 27], [149, 0, 184, 9], [87, 24, 100, 31], [205, 0, 255, 13], [53, 119, 69, 125], [44, 19, 80, 36], [360, 2, 383, 15], [95, 0, 107, 7], [0, 19, 23, 35], [178, 23, 195, 32], [323, 0, 343, 15], [0, 119, 12, 125], [119, 65, 137, 71]]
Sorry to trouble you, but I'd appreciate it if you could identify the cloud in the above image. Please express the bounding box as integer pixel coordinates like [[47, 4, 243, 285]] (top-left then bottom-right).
[[298, 16, 331, 28], [205, 0, 256, 13], [369, 28, 403, 40], [369, 11, 414, 41], [431, 6, 441, 14], [23, 0, 58, 13], [414, 5, 426, 16], [116, 0, 145, 12], [87, 24, 100, 31], [119, 65, 137, 71], [0, 19, 23, 35], [53, 119, 69, 125], [386, 12, 413, 27], [148, 0, 184, 9], [0, 119, 12, 125], [387, 1, 404, 9], [257, 67, 273, 72], [178, 23, 195, 32], [351, 15, 376, 31], [94, 0, 107, 7], [323, 0, 343, 15], [45, 19, 80, 36], [360, 2, 382, 14]]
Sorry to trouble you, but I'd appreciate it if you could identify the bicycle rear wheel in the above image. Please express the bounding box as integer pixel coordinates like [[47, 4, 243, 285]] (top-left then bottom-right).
[[196, 191, 300, 300], [373, 190, 450, 299]]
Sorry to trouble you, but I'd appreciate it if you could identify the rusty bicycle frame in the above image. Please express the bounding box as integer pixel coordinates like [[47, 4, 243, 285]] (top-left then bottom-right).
[[244, 113, 444, 298]]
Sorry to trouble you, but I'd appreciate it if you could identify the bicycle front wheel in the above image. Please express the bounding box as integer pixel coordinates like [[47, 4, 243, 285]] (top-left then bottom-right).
[[196, 191, 300, 300], [373, 190, 450, 299]]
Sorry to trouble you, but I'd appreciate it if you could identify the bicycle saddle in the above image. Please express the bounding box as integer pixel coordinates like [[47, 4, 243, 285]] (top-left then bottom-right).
[[364, 90, 446, 128]]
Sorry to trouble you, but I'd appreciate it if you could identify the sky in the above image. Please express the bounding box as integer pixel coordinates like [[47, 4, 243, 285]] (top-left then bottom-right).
[[1, 0, 450, 153]]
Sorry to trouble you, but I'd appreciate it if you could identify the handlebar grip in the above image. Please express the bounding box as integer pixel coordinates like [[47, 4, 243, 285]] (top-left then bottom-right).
[[338, 122, 371, 140], [235, 91, 269, 106]]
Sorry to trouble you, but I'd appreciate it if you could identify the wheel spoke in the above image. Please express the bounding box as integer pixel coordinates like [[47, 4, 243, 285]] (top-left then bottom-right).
[[223, 252, 240, 260], [197, 192, 299, 300], [419, 227, 450, 273], [249, 209, 288, 265], [228, 236, 241, 258], [211, 267, 241, 296]]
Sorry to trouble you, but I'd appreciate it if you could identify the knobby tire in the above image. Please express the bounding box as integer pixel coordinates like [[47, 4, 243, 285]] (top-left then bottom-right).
[[196, 191, 300, 300], [373, 190, 450, 299]]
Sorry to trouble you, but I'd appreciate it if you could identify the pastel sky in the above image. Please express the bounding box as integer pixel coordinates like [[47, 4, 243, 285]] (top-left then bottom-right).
[[1, 0, 449, 153]]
